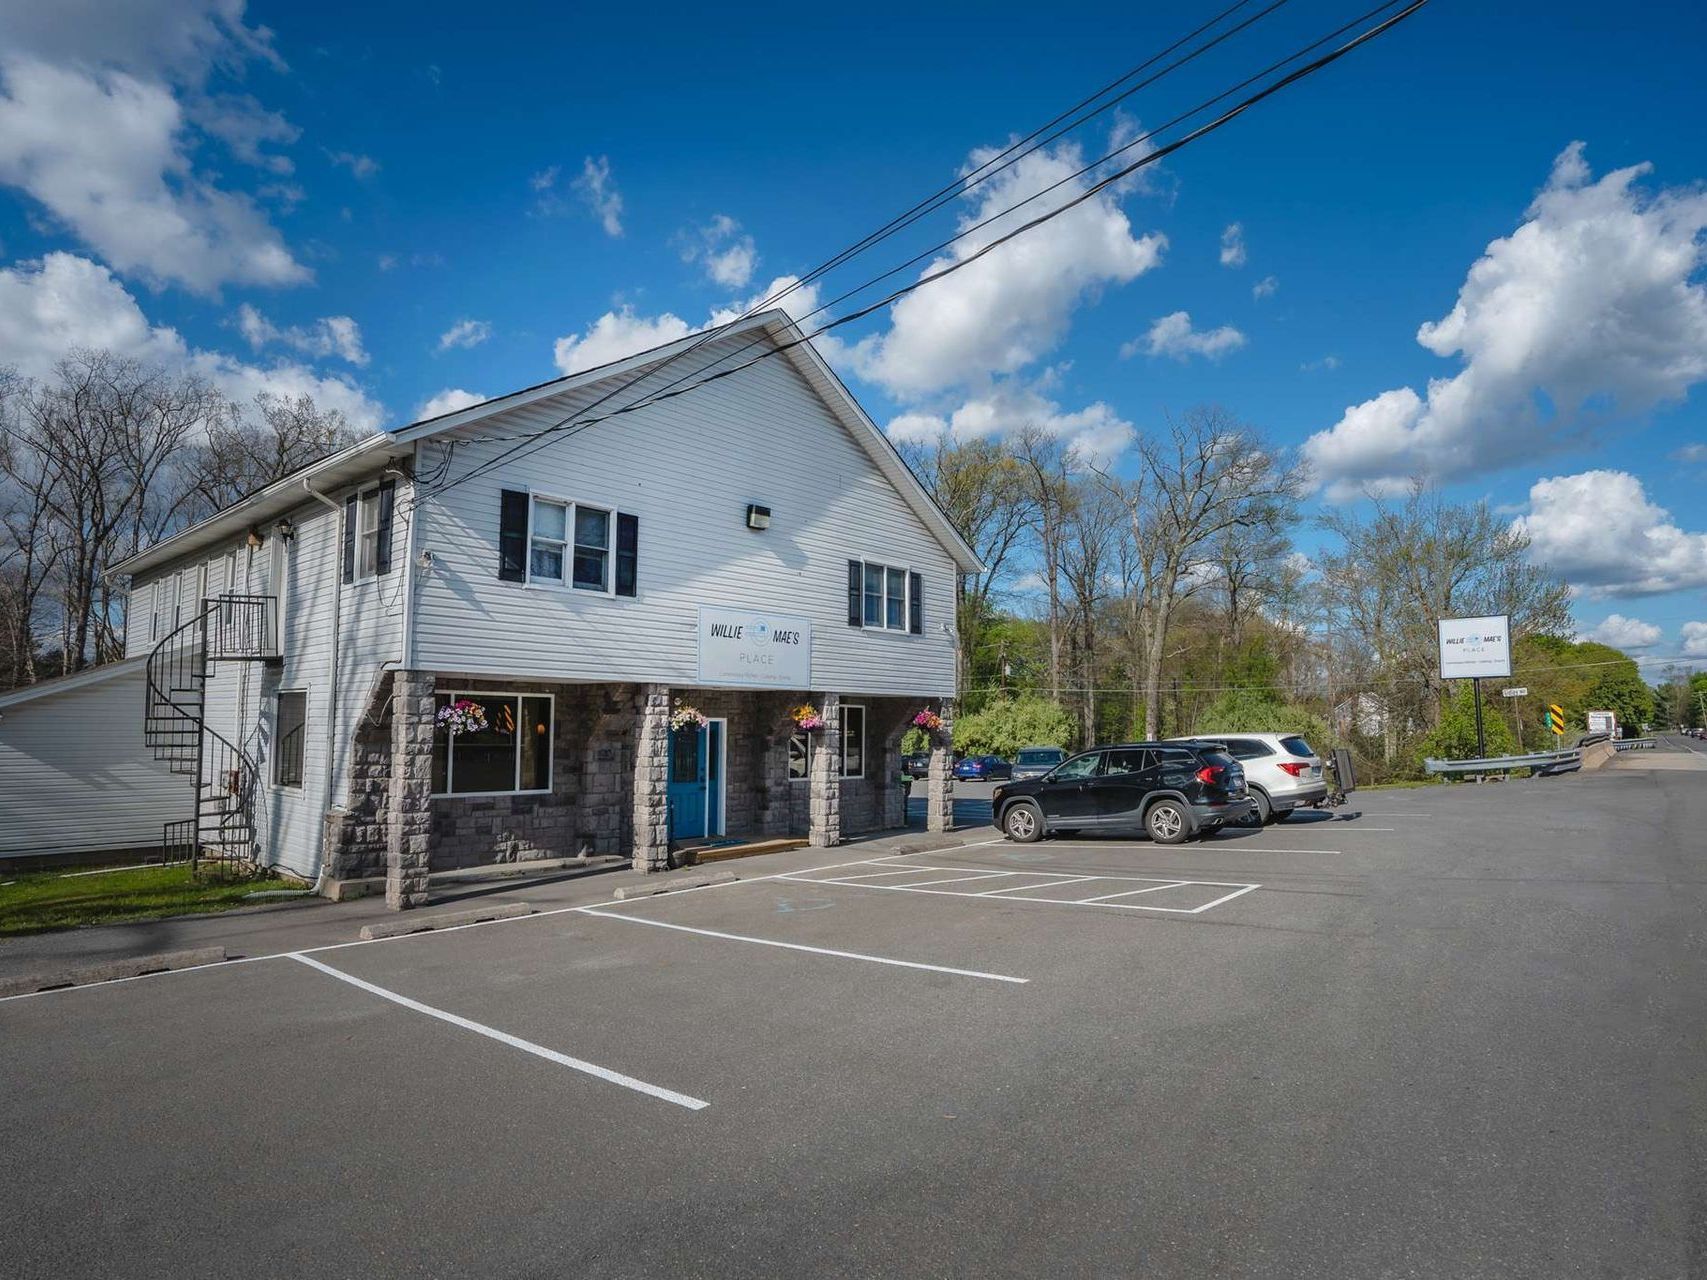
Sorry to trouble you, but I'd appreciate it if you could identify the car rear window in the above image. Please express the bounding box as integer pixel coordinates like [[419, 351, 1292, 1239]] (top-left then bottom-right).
[[1222, 739, 1270, 760], [1199, 750, 1239, 771], [1016, 749, 1063, 764], [1279, 736, 1315, 758]]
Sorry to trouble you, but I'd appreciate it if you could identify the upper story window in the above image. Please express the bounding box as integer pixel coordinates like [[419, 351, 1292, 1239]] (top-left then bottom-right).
[[846, 560, 923, 634], [343, 480, 396, 583], [500, 488, 638, 597]]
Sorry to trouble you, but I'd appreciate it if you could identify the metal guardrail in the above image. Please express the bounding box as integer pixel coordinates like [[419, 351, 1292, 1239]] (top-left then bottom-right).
[[1612, 738, 1657, 751], [1424, 748, 1582, 777]]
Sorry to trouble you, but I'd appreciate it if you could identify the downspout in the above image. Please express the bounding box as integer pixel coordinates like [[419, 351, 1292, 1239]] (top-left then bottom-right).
[[300, 476, 345, 896]]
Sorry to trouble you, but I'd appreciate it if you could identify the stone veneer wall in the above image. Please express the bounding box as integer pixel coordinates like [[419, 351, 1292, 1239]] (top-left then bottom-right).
[[837, 697, 917, 835], [322, 671, 394, 881]]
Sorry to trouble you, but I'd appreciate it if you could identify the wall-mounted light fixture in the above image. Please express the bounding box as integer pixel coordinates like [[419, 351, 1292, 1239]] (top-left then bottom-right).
[[416, 549, 435, 571], [275, 516, 297, 543], [745, 503, 772, 531]]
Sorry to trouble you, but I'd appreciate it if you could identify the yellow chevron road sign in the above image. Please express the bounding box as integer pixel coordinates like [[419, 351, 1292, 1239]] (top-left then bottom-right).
[[1546, 704, 1566, 735]]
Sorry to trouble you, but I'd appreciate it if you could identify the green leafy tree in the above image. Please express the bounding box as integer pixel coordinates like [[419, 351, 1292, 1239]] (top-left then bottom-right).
[[1584, 663, 1655, 733], [953, 696, 1073, 757], [1420, 682, 1518, 761], [1192, 688, 1332, 748]]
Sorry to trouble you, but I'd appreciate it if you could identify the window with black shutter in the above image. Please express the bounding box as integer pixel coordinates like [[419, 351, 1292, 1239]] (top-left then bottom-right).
[[341, 495, 357, 583], [909, 572, 923, 634], [498, 489, 528, 581], [345, 483, 396, 582], [847, 561, 862, 627], [615, 513, 639, 596], [848, 560, 917, 632]]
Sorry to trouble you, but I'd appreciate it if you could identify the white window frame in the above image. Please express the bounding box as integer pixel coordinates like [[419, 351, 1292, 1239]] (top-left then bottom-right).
[[840, 703, 866, 779], [354, 488, 383, 582], [788, 732, 812, 783], [858, 559, 913, 632], [272, 689, 308, 790], [524, 491, 616, 596], [431, 689, 555, 798]]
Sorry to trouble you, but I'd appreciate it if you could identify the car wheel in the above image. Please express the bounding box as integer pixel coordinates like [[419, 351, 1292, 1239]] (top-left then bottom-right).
[[1145, 799, 1190, 845], [1251, 789, 1274, 825], [1003, 802, 1045, 843]]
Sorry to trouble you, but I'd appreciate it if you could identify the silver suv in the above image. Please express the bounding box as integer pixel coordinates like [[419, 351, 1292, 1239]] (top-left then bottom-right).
[[1168, 732, 1326, 824]]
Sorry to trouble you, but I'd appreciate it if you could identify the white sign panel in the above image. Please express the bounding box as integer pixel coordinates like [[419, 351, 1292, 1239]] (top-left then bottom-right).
[[1502, 687, 1528, 698], [1586, 710, 1617, 736], [696, 606, 812, 690], [1437, 614, 1512, 680]]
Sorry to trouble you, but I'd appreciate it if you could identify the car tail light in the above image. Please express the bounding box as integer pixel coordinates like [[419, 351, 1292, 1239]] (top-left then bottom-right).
[[1277, 762, 1308, 777], [1195, 764, 1224, 785]]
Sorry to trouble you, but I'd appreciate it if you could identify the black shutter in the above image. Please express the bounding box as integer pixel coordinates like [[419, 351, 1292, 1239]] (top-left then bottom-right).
[[615, 512, 639, 597], [909, 572, 923, 635], [341, 494, 357, 583], [375, 480, 396, 576], [847, 560, 863, 627], [499, 489, 528, 582]]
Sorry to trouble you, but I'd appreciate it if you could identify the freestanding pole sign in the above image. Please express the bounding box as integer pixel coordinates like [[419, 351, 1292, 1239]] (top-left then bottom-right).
[[1438, 615, 1513, 760]]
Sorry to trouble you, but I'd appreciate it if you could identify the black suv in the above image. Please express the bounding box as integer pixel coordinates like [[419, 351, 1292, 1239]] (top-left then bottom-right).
[[990, 741, 1251, 845]]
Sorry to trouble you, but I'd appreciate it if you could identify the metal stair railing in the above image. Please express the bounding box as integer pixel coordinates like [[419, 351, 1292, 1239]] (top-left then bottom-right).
[[144, 595, 278, 875]]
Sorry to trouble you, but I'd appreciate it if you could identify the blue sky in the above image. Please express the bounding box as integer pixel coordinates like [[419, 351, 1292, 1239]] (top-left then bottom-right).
[[2, 0, 1705, 662]]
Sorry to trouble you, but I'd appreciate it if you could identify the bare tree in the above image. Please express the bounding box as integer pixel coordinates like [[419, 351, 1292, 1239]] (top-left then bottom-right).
[[1012, 425, 1078, 705], [1100, 406, 1306, 739], [1058, 477, 1120, 744], [184, 390, 362, 518]]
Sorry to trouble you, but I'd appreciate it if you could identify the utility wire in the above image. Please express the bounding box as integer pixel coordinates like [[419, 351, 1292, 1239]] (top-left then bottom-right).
[[411, 0, 1429, 508]]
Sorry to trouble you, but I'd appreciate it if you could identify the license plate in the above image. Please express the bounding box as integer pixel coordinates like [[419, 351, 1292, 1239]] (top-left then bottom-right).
[[1310, 764, 1322, 777]]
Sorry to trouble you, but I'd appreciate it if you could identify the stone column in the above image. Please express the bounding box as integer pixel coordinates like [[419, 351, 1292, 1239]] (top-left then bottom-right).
[[631, 684, 671, 872], [926, 699, 956, 834], [808, 692, 843, 847], [385, 670, 435, 910]]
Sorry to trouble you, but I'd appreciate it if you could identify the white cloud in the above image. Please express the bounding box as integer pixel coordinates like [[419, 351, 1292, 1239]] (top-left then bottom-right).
[[413, 387, 485, 420], [849, 129, 1166, 398], [437, 318, 491, 352], [324, 149, 377, 179], [678, 214, 757, 289], [0, 56, 309, 294], [0, 1, 284, 83], [1672, 443, 1707, 464], [1252, 275, 1278, 299], [1515, 469, 1707, 597], [572, 155, 623, 237], [1219, 222, 1246, 268], [235, 303, 367, 365], [529, 165, 558, 193], [0, 251, 382, 429], [1126, 310, 1246, 361], [1578, 614, 1662, 650], [1306, 143, 1707, 496], [191, 92, 297, 173], [884, 381, 1135, 466], [1301, 355, 1341, 373], [1681, 621, 1707, 658]]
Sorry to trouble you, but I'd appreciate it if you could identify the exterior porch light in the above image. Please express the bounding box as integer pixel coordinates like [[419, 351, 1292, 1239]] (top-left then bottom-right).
[[745, 503, 772, 531], [275, 516, 297, 543]]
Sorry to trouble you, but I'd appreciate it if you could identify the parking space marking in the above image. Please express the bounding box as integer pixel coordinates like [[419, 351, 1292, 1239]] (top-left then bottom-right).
[[288, 953, 710, 1111], [779, 861, 1260, 915], [574, 906, 1030, 984], [902, 871, 1016, 888]]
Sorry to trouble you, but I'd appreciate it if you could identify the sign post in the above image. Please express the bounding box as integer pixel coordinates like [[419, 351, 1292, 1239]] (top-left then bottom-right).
[[1502, 686, 1527, 747], [1438, 615, 1512, 760]]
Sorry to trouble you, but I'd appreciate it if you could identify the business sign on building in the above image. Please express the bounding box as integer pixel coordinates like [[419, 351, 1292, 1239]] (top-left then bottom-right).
[[696, 606, 812, 689], [1437, 614, 1512, 680]]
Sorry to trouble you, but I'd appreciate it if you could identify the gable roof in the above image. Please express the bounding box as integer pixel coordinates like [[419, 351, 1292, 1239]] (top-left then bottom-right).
[[111, 310, 980, 578], [0, 655, 148, 712]]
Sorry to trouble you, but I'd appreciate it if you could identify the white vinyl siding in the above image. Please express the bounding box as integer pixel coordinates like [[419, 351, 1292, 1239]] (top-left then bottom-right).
[[410, 327, 958, 696]]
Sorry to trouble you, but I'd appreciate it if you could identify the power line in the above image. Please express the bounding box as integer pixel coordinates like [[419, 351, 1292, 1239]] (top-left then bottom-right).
[[410, 0, 1429, 508]]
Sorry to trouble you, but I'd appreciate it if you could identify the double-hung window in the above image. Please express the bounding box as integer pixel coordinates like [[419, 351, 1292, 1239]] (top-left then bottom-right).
[[356, 491, 381, 579], [432, 691, 554, 795], [274, 690, 307, 788], [342, 481, 395, 583], [527, 496, 613, 592], [848, 560, 922, 633]]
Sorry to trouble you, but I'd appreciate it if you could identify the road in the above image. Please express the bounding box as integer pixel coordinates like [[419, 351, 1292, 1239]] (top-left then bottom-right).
[[4, 765, 1705, 1277]]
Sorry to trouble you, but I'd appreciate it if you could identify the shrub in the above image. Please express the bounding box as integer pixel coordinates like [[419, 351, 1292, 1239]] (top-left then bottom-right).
[[1192, 689, 1332, 748], [953, 696, 1073, 758], [1418, 683, 1517, 763]]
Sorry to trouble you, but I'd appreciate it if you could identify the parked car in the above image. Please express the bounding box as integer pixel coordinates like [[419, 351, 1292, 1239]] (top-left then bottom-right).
[[990, 741, 1251, 845], [1169, 732, 1326, 824], [1010, 745, 1068, 780], [953, 754, 1012, 781], [901, 751, 932, 778]]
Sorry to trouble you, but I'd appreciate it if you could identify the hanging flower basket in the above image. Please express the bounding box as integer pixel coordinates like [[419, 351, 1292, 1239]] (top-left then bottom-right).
[[790, 703, 827, 732], [437, 698, 489, 736], [912, 708, 946, 735], [670, 701, 709, 732]]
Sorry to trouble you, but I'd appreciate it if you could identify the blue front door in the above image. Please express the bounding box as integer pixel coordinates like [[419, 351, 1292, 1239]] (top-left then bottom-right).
[[668, 721, 725, 841]]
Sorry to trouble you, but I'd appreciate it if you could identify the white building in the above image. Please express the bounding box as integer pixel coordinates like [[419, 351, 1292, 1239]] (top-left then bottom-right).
[[61, 311, 978, 906]]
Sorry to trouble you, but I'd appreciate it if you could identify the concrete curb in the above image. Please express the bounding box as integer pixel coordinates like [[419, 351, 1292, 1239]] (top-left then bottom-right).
[[358, 902, 532, 941], [612, 871, 738, 900], [0, 946, 228, 998]]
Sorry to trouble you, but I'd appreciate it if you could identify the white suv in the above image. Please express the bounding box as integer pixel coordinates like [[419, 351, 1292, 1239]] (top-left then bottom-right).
[[1168, 732, 1327, 824]]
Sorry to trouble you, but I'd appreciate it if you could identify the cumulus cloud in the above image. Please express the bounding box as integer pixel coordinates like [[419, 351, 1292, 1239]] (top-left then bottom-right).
[[436, 318, 491, 352], [1515, 469, 1707, 597], [884, 381, 1135, 466], [0, 252, 382, 429], [1305, 143, 1707, 497], [1682, 621, 1707, 658], [0, 3, 308, 295], [1578, 614, 1662, 650], [572, 155, 623, 237], [324, 149, 378, 179], [413, 387, 485, 420], [1219, 222, 1246, 267], [849, 130, 1166, 398], [1126, 311, 1246, 361], [677, 214, 757, 289], [236, 303, 367, 365], [1252, 274, 1278, 299]]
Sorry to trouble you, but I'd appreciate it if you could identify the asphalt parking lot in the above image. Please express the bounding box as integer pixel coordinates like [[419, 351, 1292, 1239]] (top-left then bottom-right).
[[5, 760, 1706, 1278]]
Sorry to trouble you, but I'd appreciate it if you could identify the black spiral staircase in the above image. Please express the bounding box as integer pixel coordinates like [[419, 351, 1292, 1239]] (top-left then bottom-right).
[[144, 595, 279, 876]]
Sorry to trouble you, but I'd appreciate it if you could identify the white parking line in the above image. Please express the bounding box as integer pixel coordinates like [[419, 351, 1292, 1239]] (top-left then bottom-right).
[[899, 871, 1017, 888], [978, 876, 1097, 896], [1077, 882, 1191, 902], [289, 952, 710, 1111], [574, 906, 1029, 984], [791, 861, 1260, 915]]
